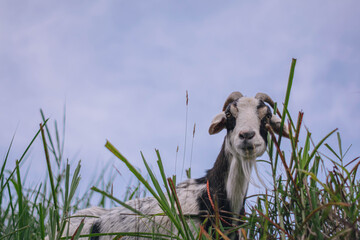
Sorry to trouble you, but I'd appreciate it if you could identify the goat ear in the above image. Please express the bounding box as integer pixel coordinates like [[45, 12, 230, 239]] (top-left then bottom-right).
[[270, 115, 290, 138], [209, 112, 226, 135]]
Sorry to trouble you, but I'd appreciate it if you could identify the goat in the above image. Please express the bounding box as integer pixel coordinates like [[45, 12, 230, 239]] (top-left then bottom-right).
[[61, 92, 289, 240]]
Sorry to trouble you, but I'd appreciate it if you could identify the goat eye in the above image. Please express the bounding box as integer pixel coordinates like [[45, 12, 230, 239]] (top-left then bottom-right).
[[265, 114, 271, 120], [225, 111, 232, 118]]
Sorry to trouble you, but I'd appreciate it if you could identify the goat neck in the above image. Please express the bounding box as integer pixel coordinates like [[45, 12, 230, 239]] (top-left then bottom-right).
[[205, 137, 255, 215]]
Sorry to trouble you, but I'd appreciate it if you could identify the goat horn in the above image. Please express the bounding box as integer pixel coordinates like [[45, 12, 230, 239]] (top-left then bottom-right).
[[255, 93, 282, 117], [255, 93, 275, 109], [222, 91, 243, 111]]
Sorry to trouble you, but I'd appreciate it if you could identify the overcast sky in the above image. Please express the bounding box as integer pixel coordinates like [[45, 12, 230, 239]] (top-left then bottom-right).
[[1, 1, 359, 201]]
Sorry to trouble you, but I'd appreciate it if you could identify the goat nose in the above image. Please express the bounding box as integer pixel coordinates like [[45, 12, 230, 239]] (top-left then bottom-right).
[[239, 131, 255, 140]]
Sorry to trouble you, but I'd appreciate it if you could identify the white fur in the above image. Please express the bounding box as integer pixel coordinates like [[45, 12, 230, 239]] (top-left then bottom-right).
[[223, 98, 267, 214], [62, 179, 206, 239], [226, 154, 255, 214]]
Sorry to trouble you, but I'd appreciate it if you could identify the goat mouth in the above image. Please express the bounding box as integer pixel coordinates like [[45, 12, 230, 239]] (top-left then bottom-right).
[[240, 143, 261, 151], [241, 145, 254, 151]]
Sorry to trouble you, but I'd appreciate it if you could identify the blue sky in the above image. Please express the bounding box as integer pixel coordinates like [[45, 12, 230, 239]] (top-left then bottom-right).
[[1, 1, 359, 200]]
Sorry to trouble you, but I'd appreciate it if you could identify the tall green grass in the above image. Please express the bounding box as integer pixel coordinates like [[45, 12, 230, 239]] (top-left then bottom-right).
[[1, 59, 359, 239], [245, 59, 360, 239]]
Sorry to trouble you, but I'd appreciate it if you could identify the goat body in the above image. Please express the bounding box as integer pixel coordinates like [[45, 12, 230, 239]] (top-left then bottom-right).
[[62, 92, 288, 240]]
